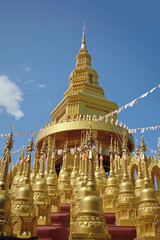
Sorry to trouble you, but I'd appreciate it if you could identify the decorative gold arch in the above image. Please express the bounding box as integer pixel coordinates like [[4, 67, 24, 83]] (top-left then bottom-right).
[[128, 156, 138, 186], [149, 162, 160, 191]]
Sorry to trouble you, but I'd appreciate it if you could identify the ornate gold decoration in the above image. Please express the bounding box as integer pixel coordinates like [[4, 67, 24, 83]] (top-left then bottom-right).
[[103, 136, 119, 213], [69, 126, 110, 240], [135, 140, 143, 200], [46, 138, 60, 212], [134, 135, 160, 240], [33, 139, 51, 225], [115, 134, 138, 226], [0, 149, 12, 236], [58, 140, 72, 203], [11, 134, 37, 238]]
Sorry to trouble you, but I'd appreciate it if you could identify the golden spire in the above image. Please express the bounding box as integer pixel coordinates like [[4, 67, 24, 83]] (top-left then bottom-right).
[[0, 148, 10, 190], [0, 126, 12, 237], [135, 135, 160, 240], [109, 135, 114, 175], [103, 136, 119, 213], [70, 133, 110, 240], [81, 26, 87, 50], [140, 134, 151, 187], [121, 133, 128, 180]]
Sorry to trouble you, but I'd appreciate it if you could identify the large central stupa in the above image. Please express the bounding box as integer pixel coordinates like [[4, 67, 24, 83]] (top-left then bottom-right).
[[36, 28, 134, 172]]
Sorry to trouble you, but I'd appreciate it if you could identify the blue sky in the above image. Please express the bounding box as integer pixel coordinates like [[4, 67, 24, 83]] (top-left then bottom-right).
[[0, 0, 160, 164]]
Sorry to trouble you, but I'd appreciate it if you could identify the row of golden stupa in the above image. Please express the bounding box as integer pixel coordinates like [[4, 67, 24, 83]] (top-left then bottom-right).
[[0, 28, 160, 240]]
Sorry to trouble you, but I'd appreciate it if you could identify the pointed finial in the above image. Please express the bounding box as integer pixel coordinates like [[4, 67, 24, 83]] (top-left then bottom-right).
[[114, 139, 117, 154], [122, 132, 127, 153], [109, 135, 113, 154], [19, 146, 25, 161], [140, 133, 146, 153], [136, 139, 140, 157], [81, 25, 87, 49]]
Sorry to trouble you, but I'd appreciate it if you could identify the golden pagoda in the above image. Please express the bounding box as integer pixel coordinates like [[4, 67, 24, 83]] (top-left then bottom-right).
[[0, 150, 12, 236], [69, 129, 110, 240], [0, 126, 14, 237], [135, 135, 160, 240], [35, 27, 134, 174], [2, 28, 160, 240], [115, 134, 138, 226], [46, 137, 60, 212], [33, 139, 51, 225], [11, 134, 37, 238], [103, 136, 119, 213]]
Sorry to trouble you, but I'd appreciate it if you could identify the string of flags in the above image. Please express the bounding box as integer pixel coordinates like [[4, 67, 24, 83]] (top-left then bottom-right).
[[0, 130, 40, 139], [128, 125, 160, 134], [105, 84, 160, 119], [1, 123, 160, 140], [10, 146, 158, 157], [0, 84, 160, 138], [11, 148, 22, 155], [148, 148, 158, 155]]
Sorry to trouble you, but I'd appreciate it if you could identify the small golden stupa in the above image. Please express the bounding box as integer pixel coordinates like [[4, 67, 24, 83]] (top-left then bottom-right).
[[99, 144, 107, 187], [103, 136, 119, 213], [46, 138, 60, 212], [58, 140, 72, 203], [95, 142, 104, 197], [113, 140, 121, 183], [115, 133, 138, 226], [0, 149, 12, 236], [11, 135, 37, 238], [33, 139, 51, 225], [135, 135, 160, 240], [134, 140, 143, 201], [70, 144, 78, 189], [69, 129, 110, 240], [0, 127, 14, 237], [10, 147, 25, 203]]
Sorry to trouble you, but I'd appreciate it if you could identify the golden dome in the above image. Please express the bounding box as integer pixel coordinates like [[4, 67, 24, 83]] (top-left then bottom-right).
[[59, 171, 70, 182], [30, 172, 35, 181], [140, 187, 158, 202], [95, 171, 101, 180], [0, 195, 11, 211], [79, 195, 103, 215], [34, 180, 47, 192], [70, 171, 77, 179], [46, 175, 57, 185], [107, 175, 118, 186], [135, 178, 143, 190], [77, 184, 87, 199], [16, 186, 33, 201], [0, 180, 6, 190], [119, 180, 133, 193]]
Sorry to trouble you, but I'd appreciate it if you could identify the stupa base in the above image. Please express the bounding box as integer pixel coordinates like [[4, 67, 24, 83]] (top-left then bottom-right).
[[115, 218, 135, 226]]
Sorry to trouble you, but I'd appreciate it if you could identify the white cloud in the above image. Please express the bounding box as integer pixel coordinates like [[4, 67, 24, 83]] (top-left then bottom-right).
[[37, 84, 45, 88], [24, 79, 35, 85], [0, 75, 24, 120], [24, 66, 31, 72]]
